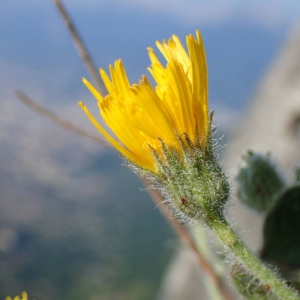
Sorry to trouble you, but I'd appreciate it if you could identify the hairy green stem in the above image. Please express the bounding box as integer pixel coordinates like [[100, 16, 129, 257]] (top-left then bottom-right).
[[208, 216, 300, 300]]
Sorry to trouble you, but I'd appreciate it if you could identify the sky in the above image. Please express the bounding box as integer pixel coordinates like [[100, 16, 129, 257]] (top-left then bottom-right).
[[1, 1, 300, 298], [2, 0, 300, 198], [1, 1, 300, 117]]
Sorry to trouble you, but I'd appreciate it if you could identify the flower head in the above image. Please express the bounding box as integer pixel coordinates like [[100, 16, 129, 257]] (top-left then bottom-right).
[[79, 30, 229, 220], [6, 292, 28, 300], [79, 30, 208, 172]]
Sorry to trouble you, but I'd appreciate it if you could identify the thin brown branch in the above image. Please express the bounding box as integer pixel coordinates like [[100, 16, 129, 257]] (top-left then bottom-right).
[[52, 0, 106, 96], [15, 90, 110, 148], [144, 179, 233, 300]]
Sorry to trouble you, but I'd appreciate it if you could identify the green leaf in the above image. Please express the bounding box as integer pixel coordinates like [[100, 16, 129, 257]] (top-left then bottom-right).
[[262, 185, 300, 267]]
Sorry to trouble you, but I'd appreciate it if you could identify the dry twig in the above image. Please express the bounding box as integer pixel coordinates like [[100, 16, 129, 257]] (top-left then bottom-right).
[[52, 0, 106, 95], [15, 90, 109, 147]]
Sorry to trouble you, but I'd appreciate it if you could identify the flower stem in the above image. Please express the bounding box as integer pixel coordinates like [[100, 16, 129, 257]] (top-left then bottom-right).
[[208, 216, 300, 300]]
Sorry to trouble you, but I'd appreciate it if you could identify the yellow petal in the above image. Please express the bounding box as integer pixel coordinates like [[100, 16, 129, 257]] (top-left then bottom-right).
[[82, 77, 103, 104], [21, 292, 28, 300], [186, 30, 208, 145]]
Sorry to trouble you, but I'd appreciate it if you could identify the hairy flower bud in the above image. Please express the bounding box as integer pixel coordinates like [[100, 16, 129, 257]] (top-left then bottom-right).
[[148, 117, 229, 222]]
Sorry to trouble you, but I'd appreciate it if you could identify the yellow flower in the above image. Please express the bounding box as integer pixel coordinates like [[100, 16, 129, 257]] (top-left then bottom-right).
[[6, 291, 28, 300], [79, 30, 208, 172]]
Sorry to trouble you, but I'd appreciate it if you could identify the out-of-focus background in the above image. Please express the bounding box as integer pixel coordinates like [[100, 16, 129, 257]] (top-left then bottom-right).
[[1, 1, 300, 299]]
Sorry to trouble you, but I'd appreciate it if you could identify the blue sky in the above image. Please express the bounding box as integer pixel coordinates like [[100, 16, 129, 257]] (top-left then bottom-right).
[[1, 1, 300, 118]]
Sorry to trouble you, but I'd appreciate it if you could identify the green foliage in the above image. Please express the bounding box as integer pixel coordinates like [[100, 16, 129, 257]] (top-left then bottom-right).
[[262, 185, 300, 267], [236, 151, 285, 213]]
